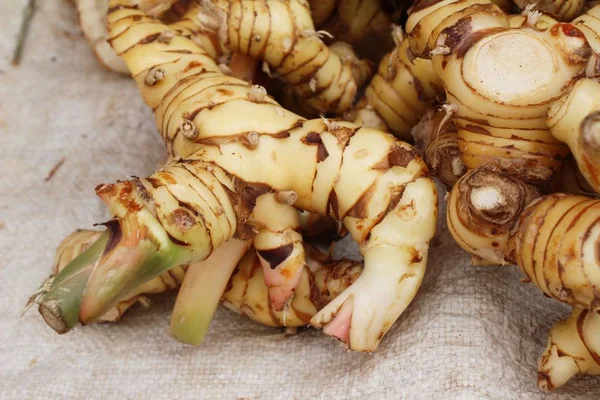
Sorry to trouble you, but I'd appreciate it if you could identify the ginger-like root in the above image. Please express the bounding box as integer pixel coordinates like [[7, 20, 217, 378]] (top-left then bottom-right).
[[447, 165, 540, 265], [412, 108, 465, 188], [406, 0, 589, 185], [45, 201, 331, 341], [223, 245, 363, 327], [310, 177, 437, 350], [513, 0, 585, 21], [538, 308, 600, 391], [106, 5, 304, 158], [74, 127, 435, 351], [34, 0, 438, 352], [252, 193, 306, 311], [547, 78, 600, 194], [350, 28, 444, 140], [444, 167, 600, 306], [197, 0, 369, 114], [508, 193, 600, 310]]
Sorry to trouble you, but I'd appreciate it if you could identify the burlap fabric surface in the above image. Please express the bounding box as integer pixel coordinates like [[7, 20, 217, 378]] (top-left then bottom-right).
[[1, 1, 599, 399]]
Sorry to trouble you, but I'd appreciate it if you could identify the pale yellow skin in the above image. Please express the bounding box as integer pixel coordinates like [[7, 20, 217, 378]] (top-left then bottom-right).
[[83, 0, 440, 352], [547, 78, 600, 194], [406, 0, 589, 185], [197, 0, 367, 114], [352, 34, 444, 140], [538, 308, 600, 391], [511, 194, 600, 310]]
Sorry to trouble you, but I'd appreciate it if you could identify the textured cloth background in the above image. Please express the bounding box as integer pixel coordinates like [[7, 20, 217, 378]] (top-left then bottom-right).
[[1, 1, 599, 399]]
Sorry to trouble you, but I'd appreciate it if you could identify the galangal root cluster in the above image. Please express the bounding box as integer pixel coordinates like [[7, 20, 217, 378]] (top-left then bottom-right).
[[401, 0, 600, 390], [30, 0, 438, 354], [32, 0, 600, 390]]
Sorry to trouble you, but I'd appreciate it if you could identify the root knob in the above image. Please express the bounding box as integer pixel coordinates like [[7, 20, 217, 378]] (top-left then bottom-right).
[[248, 85, 267, 103], [144, 67, 165, 86], [157, 30, 174, 44], [242, 131, 259, 148], [557, 288, 571, 299], [276, 191, 298, 205], [180, 120, 198, 140]]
